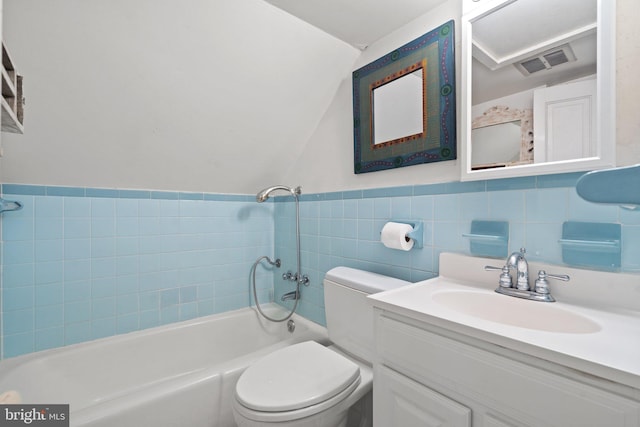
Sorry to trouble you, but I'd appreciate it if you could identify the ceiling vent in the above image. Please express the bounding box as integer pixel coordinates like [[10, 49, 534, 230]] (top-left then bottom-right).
[[514, 44, 577, 76]]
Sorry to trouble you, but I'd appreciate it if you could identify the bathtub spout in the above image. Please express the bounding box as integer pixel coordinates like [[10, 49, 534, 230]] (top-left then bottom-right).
[[281, 290, 299, 301]]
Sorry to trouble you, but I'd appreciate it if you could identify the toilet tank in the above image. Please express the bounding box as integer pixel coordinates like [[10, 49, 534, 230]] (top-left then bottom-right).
[[323, 267, 409, 363]]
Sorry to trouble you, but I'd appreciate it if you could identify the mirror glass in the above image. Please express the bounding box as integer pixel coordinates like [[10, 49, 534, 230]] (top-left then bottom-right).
[[373, 69, 424, 145], [461, 0, 615, 180], [472, 121, 521, 168]]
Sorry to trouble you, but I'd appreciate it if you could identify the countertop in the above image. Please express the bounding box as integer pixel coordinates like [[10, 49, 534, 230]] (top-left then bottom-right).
[[368, 253, 640, 391]]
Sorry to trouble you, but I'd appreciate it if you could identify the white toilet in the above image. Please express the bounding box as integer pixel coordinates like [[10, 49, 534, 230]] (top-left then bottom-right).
[[233, 267, 408, 427]]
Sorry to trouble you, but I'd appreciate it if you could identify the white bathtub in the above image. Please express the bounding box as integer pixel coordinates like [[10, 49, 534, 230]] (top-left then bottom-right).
[[0, 305, 328, 427]]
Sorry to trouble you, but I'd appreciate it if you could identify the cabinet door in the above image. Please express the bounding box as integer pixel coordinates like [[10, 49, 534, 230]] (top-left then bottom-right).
[[374, 365, 471, 427]]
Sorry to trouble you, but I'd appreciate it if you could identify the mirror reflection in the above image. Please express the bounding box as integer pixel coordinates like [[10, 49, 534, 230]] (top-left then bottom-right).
[[373, 69, 424, 145], [461, 0, 614, 180], [471, 105, 533, 170], [472, 121, 521, 168]]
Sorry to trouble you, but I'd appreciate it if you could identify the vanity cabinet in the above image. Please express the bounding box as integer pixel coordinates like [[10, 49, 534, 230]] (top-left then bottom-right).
[[373, 311, 640, 427]]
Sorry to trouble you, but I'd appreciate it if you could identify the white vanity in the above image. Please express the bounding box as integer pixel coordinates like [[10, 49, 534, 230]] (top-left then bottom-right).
[[369, 253, 640, 426]]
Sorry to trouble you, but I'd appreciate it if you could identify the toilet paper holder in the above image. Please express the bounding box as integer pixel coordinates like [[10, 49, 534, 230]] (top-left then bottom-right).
[[388, 220, 424, 249]]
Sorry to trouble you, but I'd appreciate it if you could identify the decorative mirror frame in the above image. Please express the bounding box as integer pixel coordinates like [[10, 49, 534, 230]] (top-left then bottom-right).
[[352, 20, 456, 174], [460, 0, 616, 181], [471, 105, 533, 170]]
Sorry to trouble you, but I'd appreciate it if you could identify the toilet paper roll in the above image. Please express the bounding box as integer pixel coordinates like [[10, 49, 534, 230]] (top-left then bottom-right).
[[381, 222, 414, 251]]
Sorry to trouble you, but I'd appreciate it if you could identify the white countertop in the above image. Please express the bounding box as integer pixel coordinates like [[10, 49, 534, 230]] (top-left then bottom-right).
[[368, 253, 640, 391]]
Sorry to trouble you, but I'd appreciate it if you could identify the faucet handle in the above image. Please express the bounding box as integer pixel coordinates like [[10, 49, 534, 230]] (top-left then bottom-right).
[[544, 271, 570, 282], [534, 270, 570, 295], [485, 265, 513, 288]]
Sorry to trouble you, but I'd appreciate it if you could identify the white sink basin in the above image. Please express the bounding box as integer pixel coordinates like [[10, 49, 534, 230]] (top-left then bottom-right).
[[432, 289, 601, 334]]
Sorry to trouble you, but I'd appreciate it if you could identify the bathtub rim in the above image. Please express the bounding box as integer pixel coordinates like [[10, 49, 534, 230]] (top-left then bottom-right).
[[0, 304, 328, 370]]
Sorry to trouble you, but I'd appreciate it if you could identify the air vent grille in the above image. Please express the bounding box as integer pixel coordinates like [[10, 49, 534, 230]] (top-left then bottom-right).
[[544, 50, 570, 66], [520, 58, 547, 74], [514, 44, 577, 76]]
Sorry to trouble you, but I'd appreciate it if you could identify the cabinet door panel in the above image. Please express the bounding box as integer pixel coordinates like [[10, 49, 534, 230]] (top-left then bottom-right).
[[374, 365, 471, 427]]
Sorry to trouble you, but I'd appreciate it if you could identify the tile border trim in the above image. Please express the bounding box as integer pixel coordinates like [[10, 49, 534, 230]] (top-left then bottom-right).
[[1, 172, 585, 202]]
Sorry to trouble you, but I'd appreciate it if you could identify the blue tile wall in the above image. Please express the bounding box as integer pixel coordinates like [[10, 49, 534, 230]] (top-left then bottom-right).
[[3, 173, 640, 358], [1, 185, 274, 358], [274, 173, 640, 325]]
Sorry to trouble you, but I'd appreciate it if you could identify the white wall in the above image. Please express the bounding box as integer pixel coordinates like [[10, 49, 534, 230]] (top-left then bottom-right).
[[283, 0, 462, 193], [1, 0, 638, 195], [0, 0, 359, 194], [615, 0, 640, 166]]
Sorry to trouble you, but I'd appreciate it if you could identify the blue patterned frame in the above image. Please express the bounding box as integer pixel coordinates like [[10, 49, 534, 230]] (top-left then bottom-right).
[[353, 20, 456, 174]]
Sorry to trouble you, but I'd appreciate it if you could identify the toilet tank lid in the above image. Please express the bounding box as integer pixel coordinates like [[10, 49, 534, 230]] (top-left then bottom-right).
[[324, 267, 410, 294]]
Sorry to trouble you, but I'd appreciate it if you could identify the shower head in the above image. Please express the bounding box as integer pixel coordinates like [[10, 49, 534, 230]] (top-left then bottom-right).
[[256, 185, 301, 203]]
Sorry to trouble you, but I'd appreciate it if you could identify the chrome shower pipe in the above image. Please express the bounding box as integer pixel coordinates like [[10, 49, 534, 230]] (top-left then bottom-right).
[[256, 185, 307, 286]]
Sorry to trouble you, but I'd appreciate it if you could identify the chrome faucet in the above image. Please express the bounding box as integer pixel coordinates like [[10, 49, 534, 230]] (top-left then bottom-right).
[[281, 290, 299, 301], [507, 248, 529, 290], [485, 247, 570, 302]]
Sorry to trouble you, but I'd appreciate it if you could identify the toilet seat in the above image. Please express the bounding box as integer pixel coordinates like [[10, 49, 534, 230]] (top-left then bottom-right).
[[234, 341, 361, 422]]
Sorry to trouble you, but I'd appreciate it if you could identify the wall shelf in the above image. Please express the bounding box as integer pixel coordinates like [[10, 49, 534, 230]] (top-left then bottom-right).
[[1, 42, 24, 134], [560, 221, 621, 269], [463, 220, 509, 258]]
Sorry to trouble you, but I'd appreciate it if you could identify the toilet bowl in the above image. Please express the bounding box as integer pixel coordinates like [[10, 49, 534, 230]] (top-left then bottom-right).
[[233, 341, 372, 427], [233, 267, 408, 427]]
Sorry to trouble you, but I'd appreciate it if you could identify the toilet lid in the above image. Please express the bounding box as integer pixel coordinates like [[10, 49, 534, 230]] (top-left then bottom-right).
[[235, 341, 360, 412]]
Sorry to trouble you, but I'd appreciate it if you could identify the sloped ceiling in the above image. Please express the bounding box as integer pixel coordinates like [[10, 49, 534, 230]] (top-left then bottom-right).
[[264, 0, 450, 49], [0, 0, 361, 194]]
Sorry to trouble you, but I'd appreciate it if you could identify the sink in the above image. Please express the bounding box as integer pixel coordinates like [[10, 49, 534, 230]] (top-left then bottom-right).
[[432, 290, 601, 334]]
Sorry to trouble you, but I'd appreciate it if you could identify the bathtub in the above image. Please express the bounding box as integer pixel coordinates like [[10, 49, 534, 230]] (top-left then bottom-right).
[[0, 304, 328, 427]]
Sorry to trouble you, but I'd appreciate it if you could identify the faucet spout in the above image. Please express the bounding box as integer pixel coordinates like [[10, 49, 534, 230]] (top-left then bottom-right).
[[281, 290, 299, 301], [506, 248, 529, 290]]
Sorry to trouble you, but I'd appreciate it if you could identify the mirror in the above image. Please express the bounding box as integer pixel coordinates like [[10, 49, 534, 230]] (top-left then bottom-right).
[[460, 0, 615, 181], [471, 106, 533, 169], [373, 69, 425, 145], [353, 20, 456, 174]]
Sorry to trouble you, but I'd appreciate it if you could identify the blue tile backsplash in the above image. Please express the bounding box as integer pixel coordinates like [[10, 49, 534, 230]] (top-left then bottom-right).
[[3, 174, 640, 358]]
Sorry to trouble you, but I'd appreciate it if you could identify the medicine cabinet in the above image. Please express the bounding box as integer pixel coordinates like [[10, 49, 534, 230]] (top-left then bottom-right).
[[460, 0, 615, 181]]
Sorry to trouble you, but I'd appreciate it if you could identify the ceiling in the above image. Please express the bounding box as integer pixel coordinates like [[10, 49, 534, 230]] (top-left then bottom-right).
[[471, 0, 597, 104], [264, 0, 450, 49], [262, 0, 598, 106]]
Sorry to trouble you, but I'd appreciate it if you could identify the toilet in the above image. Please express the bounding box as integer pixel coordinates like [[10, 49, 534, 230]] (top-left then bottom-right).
[[233, 267, 409, 427]]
